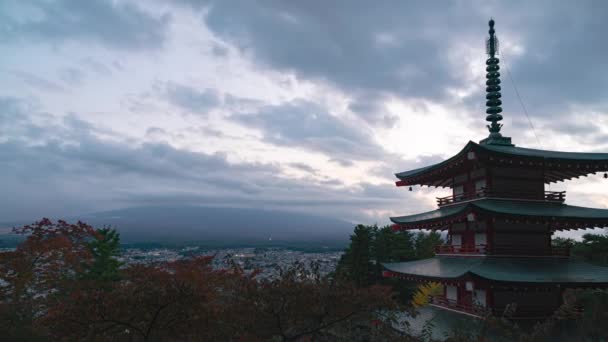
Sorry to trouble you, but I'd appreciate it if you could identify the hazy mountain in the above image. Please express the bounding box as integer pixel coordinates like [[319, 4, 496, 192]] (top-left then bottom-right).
[[0, 206, 354, 247]]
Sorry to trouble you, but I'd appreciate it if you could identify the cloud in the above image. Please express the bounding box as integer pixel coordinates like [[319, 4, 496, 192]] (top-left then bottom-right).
[[3, 1, 608, 231], [11, 71, 66, 93], [198, 1, 480, 128], [288, 162, 317, 174], [58, 67, 85, 86], [0, 96, 413, 222], [165, 82, 222, 115], [196, 0, 608, 139], [233, 99, 388, 161], [329, 158, 354, 167], [348, 98, 399, 128], [202, 1, 465, 98], [81, 57, 113, 76], [1, 0, 170, 50]]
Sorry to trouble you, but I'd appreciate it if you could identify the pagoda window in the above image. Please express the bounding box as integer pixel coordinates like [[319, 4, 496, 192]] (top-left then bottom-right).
[[470, 167, 486, 179], [451, 223, 466, 232], [454, 173, 468, 184], [473, 289, 487, 307], [446, 285, 458, 302], [475, 179, 486, 193], [474, 232, 487, 251], [451, 233, 462, 247], [453, 185, 464, 200]]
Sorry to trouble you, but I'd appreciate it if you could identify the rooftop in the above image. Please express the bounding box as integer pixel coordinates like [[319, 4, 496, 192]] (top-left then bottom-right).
[[383, 256, 608, 285], [395, 141, 608, 187], [390, 198, 608, 231]]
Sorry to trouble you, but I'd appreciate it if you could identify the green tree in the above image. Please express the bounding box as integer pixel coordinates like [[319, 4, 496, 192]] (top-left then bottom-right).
[[414, 231, 443, 259], [551, 236, 576, 249], [573, 233, 608, 265], [81, 227, 123, 283], [349, 224, 374, 287], [372, 226, 416, 278], [390, 229, 416, 262], [553, 233, 608, 266]]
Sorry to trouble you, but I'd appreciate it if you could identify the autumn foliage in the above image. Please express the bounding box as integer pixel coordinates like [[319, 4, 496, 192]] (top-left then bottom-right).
[[0, 219, 402, 341]]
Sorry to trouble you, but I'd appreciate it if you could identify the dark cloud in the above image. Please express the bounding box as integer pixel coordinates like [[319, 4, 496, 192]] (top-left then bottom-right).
[[199, 1, 477, 127], [234, 99, 387, 161], [0, 96, 417, 223], [4, 1, 608, 227], [81, 57, 113, 76], [58, 67, 85, 86], [202, 1, 466, 98], [348, 98, 399, 128], [329, 158, 354, 167], [195, 0, 608, 138], [11, 71, 66, 93], [497, 2, 608, 115], [288, 162, 317, 174], [1, 0, 170, 49], [165, 82, 222, 115]]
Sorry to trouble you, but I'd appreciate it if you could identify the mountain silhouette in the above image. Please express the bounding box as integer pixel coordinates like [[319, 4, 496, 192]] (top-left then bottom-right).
[[69, 206, 355, 246]]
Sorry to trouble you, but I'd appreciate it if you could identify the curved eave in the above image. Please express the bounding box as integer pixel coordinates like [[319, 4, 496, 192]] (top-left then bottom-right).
[[382, 257, 608, 285], [390, 203, 470, 230], [395, 141, 475, 188], [479, 144, 608, 184], [394, 141, 608, 187], [390, 199, 608, 231]]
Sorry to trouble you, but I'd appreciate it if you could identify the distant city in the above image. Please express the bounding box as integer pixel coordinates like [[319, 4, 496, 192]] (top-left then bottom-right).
[[121, 246, 343, 279]]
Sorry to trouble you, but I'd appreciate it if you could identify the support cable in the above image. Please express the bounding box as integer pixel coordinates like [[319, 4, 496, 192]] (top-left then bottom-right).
[[501, 55, 543, 149]]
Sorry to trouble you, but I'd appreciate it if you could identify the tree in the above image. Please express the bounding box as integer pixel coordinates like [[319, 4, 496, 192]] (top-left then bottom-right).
[[574, 233, 608, 265], [81, 227, 123, 283], [348, 225, 374, 287], [551, 236, 576, 249], [44, 256, 258, 341], [553, 233, 608, 266], [412, 282, 443, 308], [372, 226, 416, 280], [414, 231, 443, 259], [1, 219, 405, 341], [0, 219, 99, 339], [337, 225, 439, 287], [244, 261, 402, 341]]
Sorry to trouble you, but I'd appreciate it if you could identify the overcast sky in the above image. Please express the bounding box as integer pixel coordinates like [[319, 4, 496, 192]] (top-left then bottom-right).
[[2, 0, 608, 236]]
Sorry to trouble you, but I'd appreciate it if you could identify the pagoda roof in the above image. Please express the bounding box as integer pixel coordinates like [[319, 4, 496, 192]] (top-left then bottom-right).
[[391, 199, 608, 231], [383, 256, 608, 285], [395, 141, 608, 187]]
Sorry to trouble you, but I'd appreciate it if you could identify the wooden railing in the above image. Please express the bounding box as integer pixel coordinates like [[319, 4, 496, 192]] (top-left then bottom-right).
[[431, 296, 486, 316], [435, 244, 488, 254], [490, 245, 570, 257], [431, 295, 557, 319], [435, 244, 570, 257], [436, 188, 566, 206]]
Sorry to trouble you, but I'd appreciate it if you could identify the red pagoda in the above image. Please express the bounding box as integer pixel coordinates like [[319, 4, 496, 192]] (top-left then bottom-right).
[[383, 19, 608, 320]]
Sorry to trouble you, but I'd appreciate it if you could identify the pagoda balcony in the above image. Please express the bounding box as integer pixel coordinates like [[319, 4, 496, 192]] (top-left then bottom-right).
[[435, 244, 488, 255], [434, 244, 570, 257], [436, 188, 566, 207], [431, 296, 556, 319], [430, 296, 486, 317]]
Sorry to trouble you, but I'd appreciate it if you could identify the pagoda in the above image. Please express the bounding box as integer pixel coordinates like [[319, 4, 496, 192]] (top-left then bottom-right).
[[383, 20, 608, 320]]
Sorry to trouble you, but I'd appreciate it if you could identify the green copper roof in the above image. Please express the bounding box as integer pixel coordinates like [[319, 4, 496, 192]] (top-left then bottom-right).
[[480, 143, 608, 161], [391, 203, 468, 224], [391, 199, 608, 229], [474, 199, 608, 219], [395, 141, 608, 184], [395, 142, 472, 180], [383, 256, 608, 283]]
